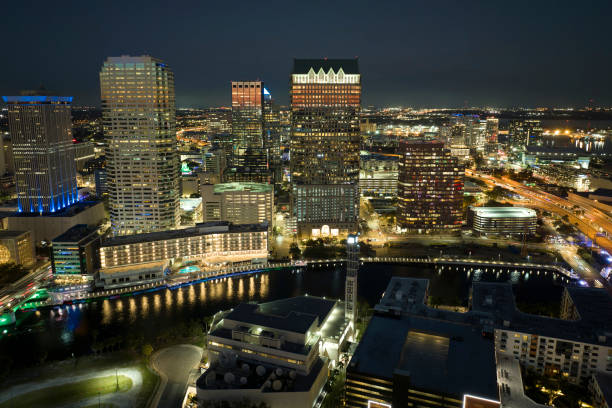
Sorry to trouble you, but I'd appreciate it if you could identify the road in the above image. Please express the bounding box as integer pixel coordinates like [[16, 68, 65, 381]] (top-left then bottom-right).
[[467, 169, 610, 289], [151, 344, 203, 408], [0, 263, 51, 310]]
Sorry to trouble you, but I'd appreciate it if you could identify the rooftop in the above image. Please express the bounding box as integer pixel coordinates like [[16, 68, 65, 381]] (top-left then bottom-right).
[[0, 230, 29, 239], [213, 182, 272, 194], [101, 221, 267, 247], [349, 314, 499, 400], [471, 207, 537, 219], [292, 58, 359, 75], [8, 201, 102, 218], [223, 296, 336, 335], [52, 224, 99, 244]]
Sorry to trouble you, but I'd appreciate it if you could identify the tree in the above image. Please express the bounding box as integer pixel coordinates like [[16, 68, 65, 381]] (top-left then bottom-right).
[[142, 344, 154, 360], [463, 195, 477, 211], [289, 243, 301, 259]]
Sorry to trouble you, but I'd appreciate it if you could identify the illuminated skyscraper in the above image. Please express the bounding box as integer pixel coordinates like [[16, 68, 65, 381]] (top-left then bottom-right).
[[509, 119, 543, 147], [100, 55, 179, 235], [2, 91, 77, 213], [290, 59, 361, 238], [398, 139, 464, 233], [225, 81, 269, 183], [486, 117, 499, 143]]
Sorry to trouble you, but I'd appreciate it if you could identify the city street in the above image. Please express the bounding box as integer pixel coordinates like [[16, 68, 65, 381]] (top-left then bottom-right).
[[0, 263, 51, 310], [151, 344, 203, 408]]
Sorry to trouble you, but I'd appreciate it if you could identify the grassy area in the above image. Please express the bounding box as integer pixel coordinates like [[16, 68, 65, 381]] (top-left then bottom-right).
[[137, 362, 159, 408], [0, 375, 132, 408]]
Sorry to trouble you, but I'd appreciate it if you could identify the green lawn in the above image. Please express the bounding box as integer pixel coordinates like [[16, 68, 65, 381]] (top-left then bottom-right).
[[0, 375, 132, 408]]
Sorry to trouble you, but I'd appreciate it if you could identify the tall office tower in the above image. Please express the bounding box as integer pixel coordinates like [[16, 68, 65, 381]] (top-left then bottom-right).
[[290, 59, 361, 238], [509, 119, 543, 148], [485, 117, 499, 143], [345, 234, 359, 324], [398, 139, 464, 234], [3, 91, 77, 213], [263, 88, 282, 183], [225, 81, 269, 183], [100, 55, 179, 235]]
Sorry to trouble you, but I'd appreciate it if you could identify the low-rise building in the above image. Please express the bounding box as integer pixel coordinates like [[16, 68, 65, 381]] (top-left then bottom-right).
[[98, 222, 268, 288], [0, 230, 35, 267], [197, 295, 350, 408], [4, 201, 105, 244], [468, 207, 537, 237], [51, 224, 100, 277]]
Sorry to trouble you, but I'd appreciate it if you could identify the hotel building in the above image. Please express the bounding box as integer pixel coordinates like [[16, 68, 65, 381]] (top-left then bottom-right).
[[98, 222, 267, 288], [290, 59, 361, 238], [100, 55, 180, 235], [397, 139, 464, 233], [197, 295, 350, 408], [2, 91, 77, 214]]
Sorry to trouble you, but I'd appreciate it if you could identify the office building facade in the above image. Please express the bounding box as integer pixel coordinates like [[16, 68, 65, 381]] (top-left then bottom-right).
[[100, 55, 179, 235], [201, 182, 273, 226], [290, 59, 361, 238], [51, 224, 101, 276], [3, 92, 77, 213], [397, 140, 464, 233], [226, 81, 269, 183]]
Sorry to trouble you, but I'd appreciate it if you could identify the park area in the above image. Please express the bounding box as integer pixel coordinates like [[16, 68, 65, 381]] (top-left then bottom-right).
[[0, 353, 158, 408]]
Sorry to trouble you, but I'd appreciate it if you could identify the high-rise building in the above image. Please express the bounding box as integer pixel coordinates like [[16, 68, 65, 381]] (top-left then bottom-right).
[[397, 139, 464, 233], [225, 81, 269, 183], [485, 117, 499, 143], [290, 59, 361, 238], [100, 55, 179, 235], [509, 119, 543, 147], [3, 91, 77, 213]]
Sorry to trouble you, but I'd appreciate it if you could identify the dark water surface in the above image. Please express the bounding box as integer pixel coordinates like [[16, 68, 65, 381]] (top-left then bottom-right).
[[0, 263, 566, 365]]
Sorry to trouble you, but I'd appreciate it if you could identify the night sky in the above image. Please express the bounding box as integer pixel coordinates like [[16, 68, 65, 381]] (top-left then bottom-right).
[[2, 0, 611, 108]]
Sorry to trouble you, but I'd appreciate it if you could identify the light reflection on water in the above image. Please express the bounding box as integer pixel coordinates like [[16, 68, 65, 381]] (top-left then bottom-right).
[[6, 265, 569, 365]]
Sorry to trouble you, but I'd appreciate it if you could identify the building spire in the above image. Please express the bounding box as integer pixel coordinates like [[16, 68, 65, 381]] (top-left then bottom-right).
[[345, 234, 359, 326]]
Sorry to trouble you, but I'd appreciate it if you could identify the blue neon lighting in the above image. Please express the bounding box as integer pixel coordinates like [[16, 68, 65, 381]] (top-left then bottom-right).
[[2, 95, 73, 103]]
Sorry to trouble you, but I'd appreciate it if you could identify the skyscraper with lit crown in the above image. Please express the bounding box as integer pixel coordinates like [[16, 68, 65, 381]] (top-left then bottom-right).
[[290, 58, 361, 238], [2, 90, 77, 213], [100, 55, 179, 235]]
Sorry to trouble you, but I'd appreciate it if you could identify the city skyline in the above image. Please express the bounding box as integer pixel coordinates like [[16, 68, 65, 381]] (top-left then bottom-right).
[[2, 0, 612, 108]]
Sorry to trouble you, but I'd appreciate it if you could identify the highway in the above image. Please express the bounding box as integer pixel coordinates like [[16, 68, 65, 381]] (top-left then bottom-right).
[[467, 169, 610, 288]]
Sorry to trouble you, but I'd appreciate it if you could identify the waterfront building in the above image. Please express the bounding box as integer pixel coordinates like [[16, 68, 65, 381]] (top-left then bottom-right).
[[347, 275, 612, 407], [197, 295, 350, 407], [346, 278, 499, 408], [509, 119, 543, 148], [226, 81, 269, 183], [2, 91, 77, 214], [0, 230, 35, 267], [98, 222, 268, 288], [522, 145, 590, 169], [100, 55, 180, 235], [397, 139, 464, 234], [290, 59, 361, 238], [200, 182, 273, 226], [467, 206, 537, 237], [51, 224, 100, 278]]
